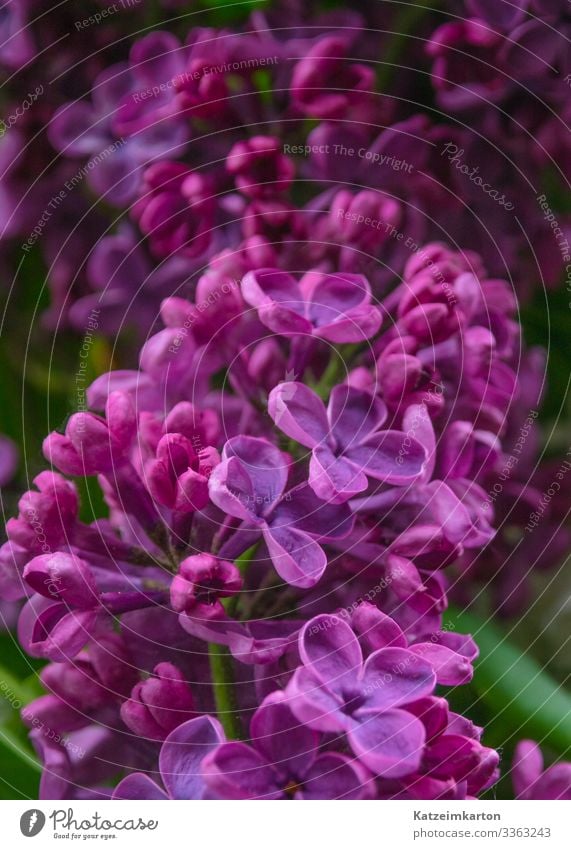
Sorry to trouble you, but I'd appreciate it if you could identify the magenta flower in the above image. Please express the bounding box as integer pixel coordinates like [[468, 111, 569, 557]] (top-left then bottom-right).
[[226, 136, 295, 198], [145, 433, 219, 514], [290, 36, 375, 120], [287, 614, 436, 776], [269, 382, 427, 503], [120, 662, 195, 741], [208, 436, 353, 587], [513, 741, 571, 800], [132, 162, 216, 259], [241, 268, 381, 342], [203, 691, 372, 799], [170, 554, 242, 620]]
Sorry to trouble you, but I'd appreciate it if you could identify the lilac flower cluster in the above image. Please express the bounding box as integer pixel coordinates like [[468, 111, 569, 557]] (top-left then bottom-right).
[[1, 0, 570, 803], [0, 228, 567, 799]]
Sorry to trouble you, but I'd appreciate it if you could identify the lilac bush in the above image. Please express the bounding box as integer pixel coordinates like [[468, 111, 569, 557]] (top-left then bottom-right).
[[0, 0, 570, 803]]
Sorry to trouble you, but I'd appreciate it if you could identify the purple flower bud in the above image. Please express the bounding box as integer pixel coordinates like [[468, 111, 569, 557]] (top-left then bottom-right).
[[23, 552, 99, 610], [120, 662, 195, 740], [227, 136, 295, 198], [291, 36, 375, 119], [146, 433, 218, 513], [170, 553, 242, 619], [132, 162, 215, 259]]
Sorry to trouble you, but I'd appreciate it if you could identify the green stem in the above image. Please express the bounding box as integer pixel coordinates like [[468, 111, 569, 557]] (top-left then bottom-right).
[[377, 1, 442, 93], [224, 543, 259, 618], [311, 343, 362, 400], [208, 644, 244, 740]]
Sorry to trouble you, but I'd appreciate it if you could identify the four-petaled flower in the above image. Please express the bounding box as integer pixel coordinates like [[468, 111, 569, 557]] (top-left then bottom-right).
[[287, 614, 436, 776], [269, 382, 427, 503]]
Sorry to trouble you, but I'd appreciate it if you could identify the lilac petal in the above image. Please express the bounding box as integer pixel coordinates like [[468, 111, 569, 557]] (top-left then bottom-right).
[[300, 614, 362, 688], [302, 752, 370, 799], [242, 269, 310, 335], [113, 773, 168, 800], [88, 145, 143, 206], [466, 0, 527, 29], [242, 268, 304, 311], [345, 430, 426, 483], [250, 692, 318, 776], [423, 734, 481, 781], [159, 715, 225, 800], [0, 435, 18, 486], [268, 382, 329, 448], [91, 62, 134, 112], [223, 436, 289, 513], [274, 482, 354, 539], [422, 480, 475, 544], [406, 697, 450, 742], [87, 233, 149, 292], [257, 302, 314, 336], [130, 31, 185, 87], [23, 552, 98, 610], [87, 370, 160, 411], [351, 604, 407, 652], [512, 740, 543, 798], [438, 631, 479, 660], [314, 305, 382, 343], [349, 709, 426, 777], [531, 765, 571, 800], [179, 615, 300, 665], [49, 103, 107, 156], [409, 643, 474, 686], [263, 524, 327, 588], [208, 456, 257, 522], [310, 446, 368, 503], [287, 667, 348, 733], [202, 741, 280, 800], [0, 541, 28, 601], [328, 385, 387, 450], [360, 648, 436, 712], [18, 596, 100, 662], [402, 403, 435, 482], [303, 272, 370, 326]]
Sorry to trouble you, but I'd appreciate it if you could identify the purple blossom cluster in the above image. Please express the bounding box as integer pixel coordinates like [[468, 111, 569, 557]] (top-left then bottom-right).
[[0, 0, 570, 802], [0, 232, 567, 799]]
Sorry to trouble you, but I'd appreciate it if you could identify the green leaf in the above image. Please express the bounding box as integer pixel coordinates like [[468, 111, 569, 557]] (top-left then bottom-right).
[[447, 606, 571, 756]]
